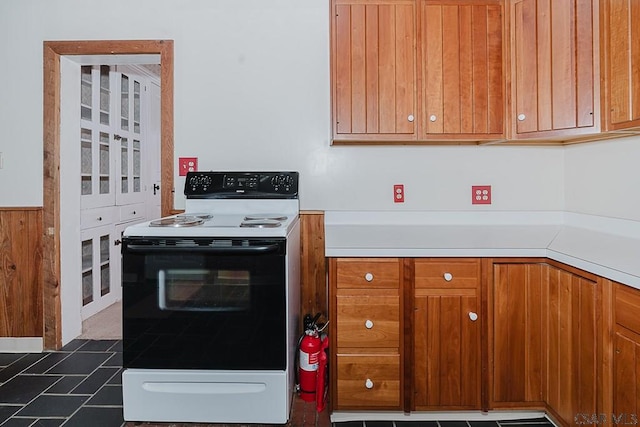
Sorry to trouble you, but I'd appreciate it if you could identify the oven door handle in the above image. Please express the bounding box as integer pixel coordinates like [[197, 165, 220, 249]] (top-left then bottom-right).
[[125, 243, 282, 255]]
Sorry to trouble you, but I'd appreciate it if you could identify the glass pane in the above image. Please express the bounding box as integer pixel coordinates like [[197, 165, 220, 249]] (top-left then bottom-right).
[[100, 235, 109, 263], [133, 141, 141, 176], [99, 177, 109, 194], [121, 177, 128, 194], [81, 128, 92, 177], [121, 75, 129, 131], [99, 66, 110, 125], [81, 106, 92, 121], [99, 133, 110, 175], [134, 80, 141, 133], [100, 65, 110, 89], [81, 176, 92, 195], [101, 264, 110, 296], [81, 239, 93, 270], [121, 138, 128, 175], [133, 177, 141, 192], [82, 271, 93, 305], [81, 66, 92, 120]]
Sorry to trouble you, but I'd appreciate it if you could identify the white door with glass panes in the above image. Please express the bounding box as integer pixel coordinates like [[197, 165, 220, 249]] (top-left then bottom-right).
[[80, 224, 121, 319], [77, 64, 151, 320]]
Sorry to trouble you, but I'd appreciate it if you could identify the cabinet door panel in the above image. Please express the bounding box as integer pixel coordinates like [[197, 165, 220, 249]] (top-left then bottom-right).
[[614, 329, 640, 416], [422, 1, 504, 137], [333, 0, 416, 139], [513, 0, 596, 136], [414, 292, 480, 408], [608, 0, 640, 127], [546, 267, 598, 421], [492, 263, 545, 403]]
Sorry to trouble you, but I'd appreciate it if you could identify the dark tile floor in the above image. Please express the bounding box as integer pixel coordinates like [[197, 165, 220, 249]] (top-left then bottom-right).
[[0, 340, 555, 427]]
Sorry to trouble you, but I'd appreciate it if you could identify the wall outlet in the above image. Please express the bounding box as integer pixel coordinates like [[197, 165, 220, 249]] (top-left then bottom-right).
[[178, 157, 198, 176], [394, 184, 404, 203], [472, 185, 491, 204]]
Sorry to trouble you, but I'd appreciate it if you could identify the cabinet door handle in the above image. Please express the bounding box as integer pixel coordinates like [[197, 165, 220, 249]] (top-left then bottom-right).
[[407, 114, 415, 122], [468, 312, 478, 321], [429, 114, 437, 122], [364, 272, 374, 282], [365, 378, 374, 389], [517, 113, 526, 121], [443, 272, 453, 282], [114, 239, 122, 246], [364, 319, 374, 329]]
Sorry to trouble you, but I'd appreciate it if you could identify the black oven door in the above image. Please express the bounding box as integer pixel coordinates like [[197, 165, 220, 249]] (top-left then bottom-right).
[[121, 236, 287, 371]]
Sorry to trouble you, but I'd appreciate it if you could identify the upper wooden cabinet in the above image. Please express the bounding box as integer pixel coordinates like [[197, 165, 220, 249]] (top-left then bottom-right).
[[602, 0, 640, 130], [331, 0, 417, 142], [510, 0, 600, 140], [420, 1, 505, 140]]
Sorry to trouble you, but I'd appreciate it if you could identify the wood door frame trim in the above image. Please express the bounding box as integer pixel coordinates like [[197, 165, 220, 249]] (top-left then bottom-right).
[[42, 40, 174, 350]]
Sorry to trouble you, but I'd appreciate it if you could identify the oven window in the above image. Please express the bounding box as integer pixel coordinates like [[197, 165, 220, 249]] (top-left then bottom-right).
[[159, 269, 250, 312]]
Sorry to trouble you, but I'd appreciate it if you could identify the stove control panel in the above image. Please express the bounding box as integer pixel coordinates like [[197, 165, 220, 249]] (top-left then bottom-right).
[[185, 171, 298, 199]]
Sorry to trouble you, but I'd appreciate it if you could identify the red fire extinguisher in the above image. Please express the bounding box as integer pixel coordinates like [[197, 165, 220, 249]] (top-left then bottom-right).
[[299, 328, 321, 402], [316, 334, 329, 412]]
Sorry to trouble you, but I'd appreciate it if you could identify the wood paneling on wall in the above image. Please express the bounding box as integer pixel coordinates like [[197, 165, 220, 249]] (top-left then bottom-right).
[[300, 212, 327, 321], [0, 208, 43, 337]]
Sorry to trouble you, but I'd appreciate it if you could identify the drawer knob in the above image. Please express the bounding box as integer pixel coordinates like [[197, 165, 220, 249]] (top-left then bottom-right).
[[443, 272, 453, 281], [365, 378, 374, 389], [364, 319, 374, 329], [364, 272, 374, 282], [97, 216, 102, 221], [468, 312, 478, 321]]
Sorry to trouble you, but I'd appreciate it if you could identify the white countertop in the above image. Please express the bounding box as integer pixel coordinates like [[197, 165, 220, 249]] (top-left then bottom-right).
[[325, 211, 640, 289]]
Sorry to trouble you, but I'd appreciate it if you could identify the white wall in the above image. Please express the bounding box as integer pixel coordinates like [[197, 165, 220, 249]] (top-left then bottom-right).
[[564, 135, 640, 222], [0, 0, 571, 213]]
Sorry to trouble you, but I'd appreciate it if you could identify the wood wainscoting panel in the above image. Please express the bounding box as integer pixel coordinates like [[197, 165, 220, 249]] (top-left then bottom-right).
[[300, 211, 327, 323], [0, 208, 43, 337]]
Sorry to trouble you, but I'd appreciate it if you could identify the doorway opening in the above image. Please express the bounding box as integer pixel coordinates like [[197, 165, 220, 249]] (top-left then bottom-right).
[[43, 40, 175, 350]]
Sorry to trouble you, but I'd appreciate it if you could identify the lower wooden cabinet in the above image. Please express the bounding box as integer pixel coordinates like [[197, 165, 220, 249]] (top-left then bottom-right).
[[491, 261, 599, 424], [614, 283, 640, 417], [328, 255, 634, 421], [412, 258, 481, 409], [330, 258, 403, 410]]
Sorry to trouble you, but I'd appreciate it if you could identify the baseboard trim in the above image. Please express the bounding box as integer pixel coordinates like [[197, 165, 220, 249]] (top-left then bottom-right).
[[0, 337, 44, 353], [330, 410, 548, 423]]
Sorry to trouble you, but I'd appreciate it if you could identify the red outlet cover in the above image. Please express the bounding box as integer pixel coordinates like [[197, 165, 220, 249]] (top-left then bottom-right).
[[472, 185, 491, 204], [179, 157, 198, 176], [394, 184, 404, 203]]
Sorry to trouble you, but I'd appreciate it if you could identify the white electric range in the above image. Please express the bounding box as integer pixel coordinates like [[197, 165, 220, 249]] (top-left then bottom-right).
[[121, 171, 300, 424]]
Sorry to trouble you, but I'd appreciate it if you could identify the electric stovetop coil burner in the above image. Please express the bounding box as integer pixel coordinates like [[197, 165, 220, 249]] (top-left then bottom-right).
[[149, 216, 204, 227], [240, 219, 282, 228]]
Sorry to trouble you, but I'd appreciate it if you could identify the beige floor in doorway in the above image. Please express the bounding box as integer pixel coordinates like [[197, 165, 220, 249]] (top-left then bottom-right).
[[78, 301, 122, 339]]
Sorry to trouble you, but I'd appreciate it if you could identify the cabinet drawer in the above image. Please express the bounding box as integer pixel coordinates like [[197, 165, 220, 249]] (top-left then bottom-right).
[[336, 354, 400, 408], [415, 259, 479, 288], [336, 258, 400, 289], [616, 283, 640, 335], [119, 203, 145, 223], [80, 207, 116, 229], [336, 294, 399, 348]]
